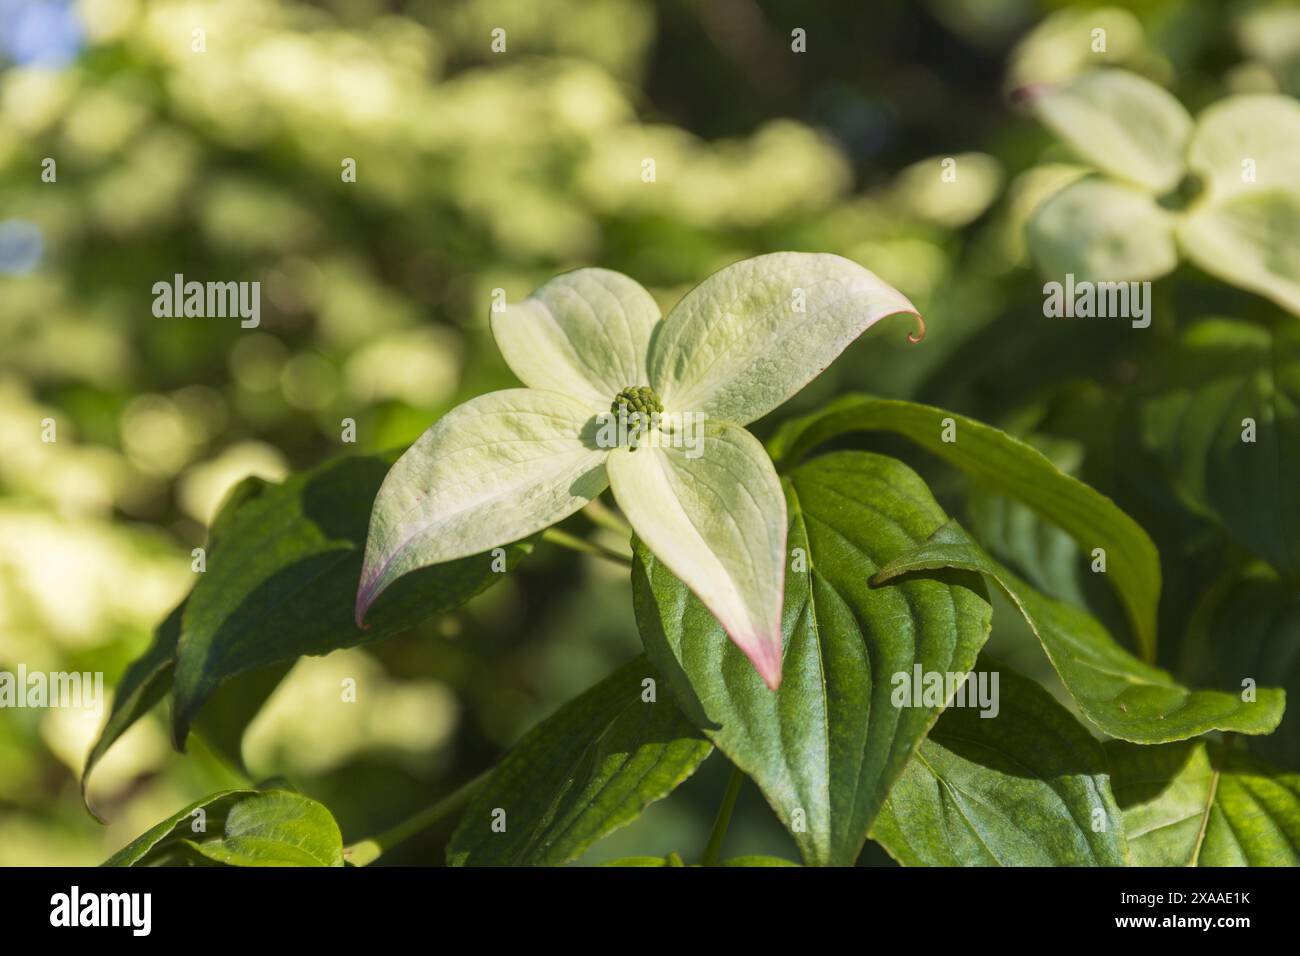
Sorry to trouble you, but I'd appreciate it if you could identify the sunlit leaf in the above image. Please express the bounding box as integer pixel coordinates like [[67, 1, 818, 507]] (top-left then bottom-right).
[[103, 789, 254, 867], [174, 453, 532, 746], [105, 789, 344, 868], [183, 790, 345, 867], [647, 252, 919, 427], [874, 520, 1285, 743], [355, 391, 602, 623], [769, 394, 1161, 662], [448, 657, 712, 866], [1109, 740, 1300, 865], [872, 656, 1127, 866], [490, 268, 661, 409], [634, 451, 991, 866]]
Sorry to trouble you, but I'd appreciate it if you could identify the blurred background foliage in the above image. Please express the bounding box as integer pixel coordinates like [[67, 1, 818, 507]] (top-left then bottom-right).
[[1, 0, 1297, 865]]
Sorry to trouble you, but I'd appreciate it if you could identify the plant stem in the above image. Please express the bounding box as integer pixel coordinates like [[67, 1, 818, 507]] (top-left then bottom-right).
[[344, 769, 491, 866], [701, 765, 745, 867], [542, 527, 632, 567], [584, 498, 633, 538]]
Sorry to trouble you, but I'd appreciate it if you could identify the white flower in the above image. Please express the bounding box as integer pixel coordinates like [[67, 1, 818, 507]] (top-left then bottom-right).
[[355, 252, 919, 688]]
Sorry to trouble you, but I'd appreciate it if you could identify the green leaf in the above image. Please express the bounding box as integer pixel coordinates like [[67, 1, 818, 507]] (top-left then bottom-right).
[[355, 391, 603, 624], [447, 657, 712, 866], [103, 789, 255, 866], [634, 451, 992, 866], [720, 855, 801, 867], [872, 656, 1127, 866], [874, 520, 1285, 743], [966, 434, 1089, 607], [1109, 740, 1300, 865], [769, 394, 1161, 662], [489, 268, 661, 409], [1139, 319, 1300, 572], [600, 855, 674, 867], [598, 854, 797, 866], [1029, 69, 1192, 193], [184, 790, 345, 867], [82, 602, 181, 819], [82, 475, 274, 813], [106, 789, 344, 867], [1028, 176, 1178, 282], [174, 452, 532, 747], [1183, 568, 1300, 768], [190, 662, 293, 773], [606, 421, 787, 688], [647, 252, 919, 427]]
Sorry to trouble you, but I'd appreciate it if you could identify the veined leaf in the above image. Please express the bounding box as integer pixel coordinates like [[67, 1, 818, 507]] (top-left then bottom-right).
[[447, 657, 712, 866], [872, 656, 1127, 866], [104, 789, 254, 866], [634, 451, 991, 866], [1109, 740, 1300, 865], [1140, 319, 1300, 572], [489, 268, 661, 410], [769, 394, 1160, 662], [647, 252, 919, 427], [105, 788, 344, 868], [173, 452, 532, 747], [874, 520, 1285, 743], [355, 391, 601, 624], [183, 790, 344, 867]]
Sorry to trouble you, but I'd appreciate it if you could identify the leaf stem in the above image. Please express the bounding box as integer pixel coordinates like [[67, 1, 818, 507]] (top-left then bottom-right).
[[542, 528, 633, 567], [583, 498, 633, 538], [344, 769, 491, 866], [701, 765, 745, 867]]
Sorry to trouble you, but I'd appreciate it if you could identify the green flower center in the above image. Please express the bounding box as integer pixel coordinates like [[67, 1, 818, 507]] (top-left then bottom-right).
[[609, 386, 663, 450], [1157, 171, 1206, 212], [610, 385, 663, 418]]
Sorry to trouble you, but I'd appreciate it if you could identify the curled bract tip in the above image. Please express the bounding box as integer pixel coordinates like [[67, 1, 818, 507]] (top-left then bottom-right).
[[354, 588, 374, 631], [907, 312, 926, 344]]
